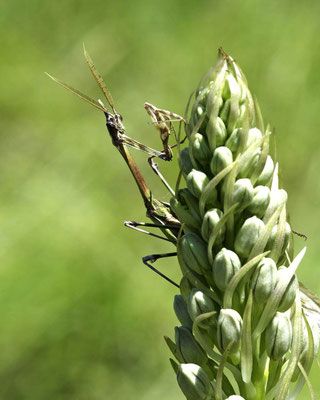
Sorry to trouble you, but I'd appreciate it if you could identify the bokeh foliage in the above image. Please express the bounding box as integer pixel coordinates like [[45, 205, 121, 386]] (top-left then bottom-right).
[[0, 0, 320, 398]]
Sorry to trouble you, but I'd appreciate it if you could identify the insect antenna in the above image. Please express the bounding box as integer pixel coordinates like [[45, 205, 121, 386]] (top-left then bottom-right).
[[83, 45, 116, 114], [45, 73, 107, 113]]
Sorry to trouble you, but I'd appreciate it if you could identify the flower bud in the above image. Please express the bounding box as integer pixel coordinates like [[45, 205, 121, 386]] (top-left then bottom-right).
[[226, 127, 262, 156], [266, 222, 291, 254], [210, 146, 233, 176], [174, 295, 193, 328], [251, 257, 278, 304], [256, 155, 274, 186], [227, 100, 240, 134], [226, 397, 246, 400], [189, 105, 206, 133], [180, 233, 211, 274], [247, 128, 262, 146], [186, 170, 209, 198], [212, 248, 241, 291], [276, 267, 298, 312], [179, 147, 194, 177], [175, 326, 208, 366], [220, 98, 231, 124], [231, 178, 254, 211], [234, 216, 265, 259], [247, 186, 271, 218], [222, 74, 241, 101], [191, 133, 211, 166], [177, 363, 214, 400], [238, 148, 260, 178], [236, 104, 247, 127], [217, 309, 242, 354], [265, 312, 292, 360], [206, 84, 224, 116], [201, 208, 225, 243], [206, 116, 227, 150], [264, 189, 288, 222], [170, 189, 201, 229], [187, 289, 218, 329], [225, 128, 242, 154]]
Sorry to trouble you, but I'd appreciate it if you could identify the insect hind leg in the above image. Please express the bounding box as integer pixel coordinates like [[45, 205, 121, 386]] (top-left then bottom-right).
[[143, 252, 179, 288]]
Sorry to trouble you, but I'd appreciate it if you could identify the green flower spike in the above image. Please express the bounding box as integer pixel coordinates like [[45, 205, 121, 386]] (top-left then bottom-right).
[[167, 49, 318, 400], [48, 48, 320, 400]]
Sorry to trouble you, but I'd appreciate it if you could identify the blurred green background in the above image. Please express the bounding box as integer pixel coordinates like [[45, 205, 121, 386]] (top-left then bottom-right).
[[1, 0, 320, 398]]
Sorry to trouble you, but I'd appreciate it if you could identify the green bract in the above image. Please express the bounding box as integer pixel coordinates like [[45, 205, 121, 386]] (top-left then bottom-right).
[[166, 49, 316, 399], [175, 326, 208, 366], [174, 295, 193, 328]]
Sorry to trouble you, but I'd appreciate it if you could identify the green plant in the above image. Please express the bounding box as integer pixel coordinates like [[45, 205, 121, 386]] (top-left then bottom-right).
[[167, 48, 320, 400], [47, 48, 320, 399]]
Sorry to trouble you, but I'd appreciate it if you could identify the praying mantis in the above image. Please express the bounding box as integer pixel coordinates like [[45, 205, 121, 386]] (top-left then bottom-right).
[[46, 47, 185, 287]]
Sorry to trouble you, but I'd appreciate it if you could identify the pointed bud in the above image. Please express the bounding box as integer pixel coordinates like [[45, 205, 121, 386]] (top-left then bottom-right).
[[231, 178, 254, 211], [217, 309, 242, 354], [227, 102, 241, 135], [191, 133, 212, 166], [238, 148, 261, 178], [174, 295, 193, 328], [210, 146, 233, 175], [222, 74, 241, 101], [212, 248, 241, 291], [187, 289, 218, 329], [256, 155, 274, 186], [186, 169, 209, 198], [177, 363, 214, 400], [180, 233, 211, 274], [189, 105, 207, 134], [225, 127, 242, 154], [264, 189, 288, 222], [247, 128, 263, 146], [206, 116, 227, 150], [226, 127, 262, 156], [266, 222, 291, 254], [175, 326, 208, 366], [251, 257, 278, 304], [201, 208, 225, 243], [276, 267, 298, 312], [247, 186, 271, 218], [234, 216, 265, 259], [265, 312, 292, 360], [220, 98, 231, 125]]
